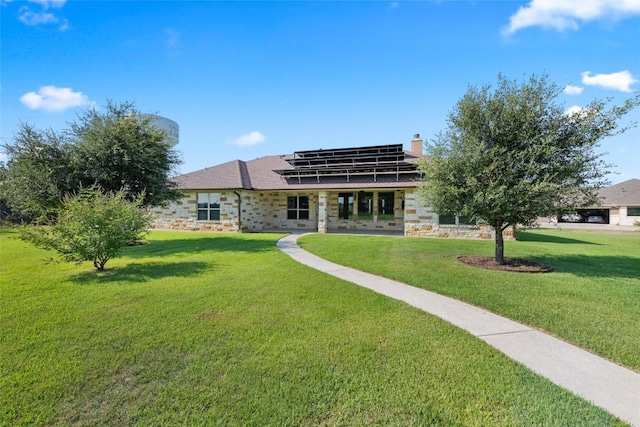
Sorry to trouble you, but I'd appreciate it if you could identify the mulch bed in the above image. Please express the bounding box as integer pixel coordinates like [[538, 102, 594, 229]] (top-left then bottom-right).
[[457, 256, 553, 273]]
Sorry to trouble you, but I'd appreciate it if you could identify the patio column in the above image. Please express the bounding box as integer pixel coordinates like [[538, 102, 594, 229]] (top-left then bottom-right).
[[318, 191, 328, 233]]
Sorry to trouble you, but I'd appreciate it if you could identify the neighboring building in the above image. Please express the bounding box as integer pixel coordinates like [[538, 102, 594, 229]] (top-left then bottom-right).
[[555, 178, 640, 225], [594, 179, 640, 226], [151, 135, 513, 239]]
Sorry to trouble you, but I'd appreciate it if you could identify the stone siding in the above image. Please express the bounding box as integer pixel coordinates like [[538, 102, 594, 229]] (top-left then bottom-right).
[[151, 190, 318, 232], [403, 189, 516, 240]]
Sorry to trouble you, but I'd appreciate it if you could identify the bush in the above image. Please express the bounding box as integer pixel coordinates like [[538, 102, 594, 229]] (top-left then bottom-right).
[[20, 187, 150, 270]]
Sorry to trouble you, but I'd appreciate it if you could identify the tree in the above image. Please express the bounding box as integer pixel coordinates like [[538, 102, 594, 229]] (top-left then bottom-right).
[[68, 101, 182, 207], [20, 187, 150, 271], [0, 124, 75, 220], [1, 101, 181, 221], [418, 73, 639, 264]]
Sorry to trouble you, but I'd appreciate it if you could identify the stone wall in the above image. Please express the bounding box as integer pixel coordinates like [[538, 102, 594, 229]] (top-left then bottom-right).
[[150, 191, 239, 231], [150, 190, 318, 232], [403, 189, 516, 240]]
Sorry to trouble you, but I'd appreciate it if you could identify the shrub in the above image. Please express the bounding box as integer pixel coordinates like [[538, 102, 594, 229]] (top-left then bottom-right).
[[20, 187, 150, 270]]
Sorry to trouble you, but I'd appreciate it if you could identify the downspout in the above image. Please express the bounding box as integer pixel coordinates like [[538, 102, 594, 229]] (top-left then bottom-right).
[[233, 190, 242, 232]]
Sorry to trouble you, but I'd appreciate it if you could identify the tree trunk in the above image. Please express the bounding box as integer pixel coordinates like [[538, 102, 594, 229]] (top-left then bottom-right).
[[494, 225, 505, 264]]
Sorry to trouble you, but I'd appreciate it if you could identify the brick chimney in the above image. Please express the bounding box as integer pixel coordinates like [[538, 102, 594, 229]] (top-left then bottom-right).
[[411, 134, 423, 156]]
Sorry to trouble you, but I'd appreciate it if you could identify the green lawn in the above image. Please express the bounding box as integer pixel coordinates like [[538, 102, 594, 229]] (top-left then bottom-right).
[[1, 228, 629, 426], [299, 228, 640, 372]]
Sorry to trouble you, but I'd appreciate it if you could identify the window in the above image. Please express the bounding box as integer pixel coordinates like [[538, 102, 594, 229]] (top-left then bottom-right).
[[628, 207, 640, 216], [438, 215, 456, 225], [197, 193, 220, 220], [338, 193, 354, 220], [287, 196, 309, 220], [378, 192, 395, 220], [357, 192, 373, 220], [439, 214, 474, 225]]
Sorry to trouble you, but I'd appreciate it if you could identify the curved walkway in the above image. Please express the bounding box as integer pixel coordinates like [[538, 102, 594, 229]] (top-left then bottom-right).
[[277, 233, 640, 426]]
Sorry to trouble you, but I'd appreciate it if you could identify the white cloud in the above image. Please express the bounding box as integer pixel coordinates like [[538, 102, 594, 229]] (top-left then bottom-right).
[[581, 70, 638, 92], [18, 8, 57, 25], [564, 105, 585, 116], [564, 84, 584, 95], [20, 85, 91, 112], [503, 0, 640, 35], [232, 131, 266, 147], [17, 0, 68, 30], [27, 0, 67, 9]]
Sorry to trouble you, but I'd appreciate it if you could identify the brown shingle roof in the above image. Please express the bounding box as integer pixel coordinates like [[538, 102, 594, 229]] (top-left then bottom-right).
[[175, 149, 423, 191], [598, 179, 640, 206]]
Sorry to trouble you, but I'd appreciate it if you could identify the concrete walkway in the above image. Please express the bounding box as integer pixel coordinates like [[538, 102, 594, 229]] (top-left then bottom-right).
[[277, 233, 640, 426]]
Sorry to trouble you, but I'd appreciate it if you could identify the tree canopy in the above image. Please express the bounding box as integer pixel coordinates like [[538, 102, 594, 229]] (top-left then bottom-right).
[[1, 101, 182, 220], [418, 73, 639, 263]]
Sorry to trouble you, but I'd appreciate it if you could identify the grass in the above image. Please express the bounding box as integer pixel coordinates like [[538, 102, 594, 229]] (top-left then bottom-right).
[[1, 228, 630, 426], [298, 228, 640, 372]]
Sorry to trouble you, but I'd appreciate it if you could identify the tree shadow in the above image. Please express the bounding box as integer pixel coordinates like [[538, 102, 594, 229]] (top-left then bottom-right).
[[529, 255, 640, 279], [71, 261, 211, 285], [122, 235, 280, 259], [517, 231, 600, 245]]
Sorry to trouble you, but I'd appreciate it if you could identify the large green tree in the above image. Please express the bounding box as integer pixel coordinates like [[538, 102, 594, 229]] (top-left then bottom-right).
[[419, 73, 639, 264], [68, 101, 182, 207], [1, 101, 181, 220]]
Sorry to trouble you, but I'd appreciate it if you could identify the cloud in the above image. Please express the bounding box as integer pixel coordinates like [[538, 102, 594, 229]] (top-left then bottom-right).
[[232, 131, 266, 147], [564, 105, 585, 116], [564, 84, 584, 95], [27, 0, 67, 8], [581, 70, 638, 92], [503, 0, 640, 35], [20, 85, 91, 112], [17, 0, 68, 30]]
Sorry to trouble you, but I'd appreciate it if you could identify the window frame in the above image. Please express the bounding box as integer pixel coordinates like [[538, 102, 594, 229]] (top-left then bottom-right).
[[338, 192, 354, 220], [197, 192, 221, 221], [377, 192, 395, 221], [357, 191, 374, 221], [287, 195, 310, 220], [438, 214, 475, 226], [628, 207, 640, 216]]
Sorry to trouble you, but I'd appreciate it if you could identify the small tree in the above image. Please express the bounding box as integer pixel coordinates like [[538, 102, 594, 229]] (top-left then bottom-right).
[[419, 73, 639, 264], [20, 187, 150, 271]]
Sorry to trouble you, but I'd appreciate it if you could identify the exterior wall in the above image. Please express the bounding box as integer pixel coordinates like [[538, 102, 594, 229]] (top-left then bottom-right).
[[151, 188, 515, 240], [326, 190, 404, 232], [618, 206, 640, 226], [150, 191, 239, 231], [150, 190, 318, 232], [257, 191, 318, 231], [403, 189, 516, 240]]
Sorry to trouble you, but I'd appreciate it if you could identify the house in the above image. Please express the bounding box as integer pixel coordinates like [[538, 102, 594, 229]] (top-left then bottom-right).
[[593, 179, 640, 226], [151, 135, 511, 239]]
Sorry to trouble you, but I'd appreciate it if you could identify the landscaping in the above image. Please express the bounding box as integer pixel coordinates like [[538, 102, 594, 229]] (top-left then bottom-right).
[[1, 228, 630, 425], [299, 228, 640, 372]]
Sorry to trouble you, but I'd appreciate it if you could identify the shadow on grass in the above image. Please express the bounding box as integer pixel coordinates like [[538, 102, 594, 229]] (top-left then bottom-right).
[[123, 235, 279, 259], [71, 261, 211, 284], [518, 231, 599, 245], [530, 255, 640, 279]]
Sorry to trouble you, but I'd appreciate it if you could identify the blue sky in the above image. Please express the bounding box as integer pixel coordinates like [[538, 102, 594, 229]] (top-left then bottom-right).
[[2, 0, 639, 184]]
